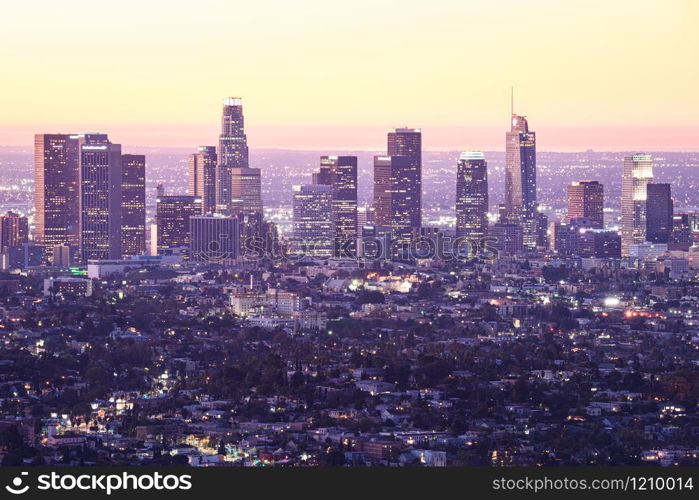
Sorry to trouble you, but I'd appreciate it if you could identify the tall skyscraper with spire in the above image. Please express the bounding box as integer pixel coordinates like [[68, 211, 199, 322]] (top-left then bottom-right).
[[505, 98, 537, 250], [621, 154, 653, 255]]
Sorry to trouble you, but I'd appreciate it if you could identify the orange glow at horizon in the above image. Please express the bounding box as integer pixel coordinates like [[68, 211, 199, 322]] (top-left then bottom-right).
[[1, 0, 698, 150]]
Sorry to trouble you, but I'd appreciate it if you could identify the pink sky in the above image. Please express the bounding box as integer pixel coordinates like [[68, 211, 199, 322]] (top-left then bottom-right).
[[1, 125, 698, 152]]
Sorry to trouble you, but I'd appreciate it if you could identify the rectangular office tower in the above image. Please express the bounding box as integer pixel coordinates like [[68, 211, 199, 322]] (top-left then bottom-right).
[[34, 134, 81, 261], [387, 128, 421, 231], [292, 184, 334, 258], [217, 97, 250, 212], [566, 180, 604, 228], [646, 183, 673, 244], [230, 167, 263, 215], [79, 141, 123, 261], [121, 154, 146, 258], [373, 155, 414, 255], [156, 195, 203, 255], [190, 215, 239, 265], [505, 114, 537, 250], [315, 156, 358, 258], [455, 152, 489, 242], [0, 211, 29, 251], [621, 154, 653, 255], [188, 146, 217, 214]]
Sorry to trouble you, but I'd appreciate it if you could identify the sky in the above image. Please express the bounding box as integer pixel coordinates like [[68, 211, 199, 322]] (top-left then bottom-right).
[[1, 0, 697, 150]]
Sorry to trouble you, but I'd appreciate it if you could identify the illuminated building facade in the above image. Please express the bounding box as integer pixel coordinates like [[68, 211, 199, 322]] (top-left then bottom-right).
[[79, 140, 123, 261], [315, 155, 358, 257], [455, 151, 488, 241], [188, 146, 217, 214], [121, 154, 146, 258], [156, 195, 203, 254], [621, 154, 653, 255], [505, 114, 537, 250], [292, 184, 334, 258], [566, 180, 604, 228], [387, 128, 421, 231], [217, 97, 250, 212], [34, 134, 80, 260]]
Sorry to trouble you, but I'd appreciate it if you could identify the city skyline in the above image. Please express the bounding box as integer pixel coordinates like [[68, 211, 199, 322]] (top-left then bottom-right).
[[1, 1, 699, 475]]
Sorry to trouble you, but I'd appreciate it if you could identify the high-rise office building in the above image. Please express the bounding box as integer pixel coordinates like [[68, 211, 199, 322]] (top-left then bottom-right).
[[0, 212, 29, 251], [188, 146, 217, 214], [488, 222, 523, 257], [230, 167, 263, 214], [669, 213, 692, 251], [356, 206, 374, 242], [536, 210, 549, 249], [315, 156, 358, 257], [190, 215, 239, 264], [505, 114, 537, 249], [373, 155, 414, 254], [292, 184, 334, 258], [576, 230, 622, 258], [387, 128, 421, 230], [567, 181, 604, 228], [549, 222, 576, 256], [79, 140, 122, 261], [217, 97, 250, 212], [621, 154, 653, 255], [121, 154, 146, 258], [455, 152, 488, 242], [156, 195, 203, 255], [645, 183, 673, 244], [34, 134, 80, 260]]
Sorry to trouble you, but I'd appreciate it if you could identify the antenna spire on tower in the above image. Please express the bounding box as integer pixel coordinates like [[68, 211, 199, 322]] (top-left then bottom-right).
[[510, 86, 514, 116]]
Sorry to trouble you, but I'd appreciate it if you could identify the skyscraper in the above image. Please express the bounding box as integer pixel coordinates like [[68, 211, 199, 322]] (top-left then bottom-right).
[[292, 184, 334, 258], [230, 167, 263, 214], [121, 154, 146, 258], [373, 155, 414, 255], [188, 146, 217, 214], [0, 212, 29, 251], [190, 215, 239, 264], [669, 213, 692, 251], [455, 152, 489, 242], [566, 180, 604, 228], [387, 128, 421, 230], [488, 222, 524, 257], [621, 154, 653, 255], [316, 156, 358, 257], [34, 134, 80, 260], [79, 140, 122, 261], [505, 114, 537, 249], [156, 195, 203, 255], [217, 97, 251, 212], [645, 183, 673, 244]]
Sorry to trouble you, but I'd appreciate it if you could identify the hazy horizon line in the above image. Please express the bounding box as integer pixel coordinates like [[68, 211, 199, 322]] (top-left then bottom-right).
[[2, 145, 699, 154]]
